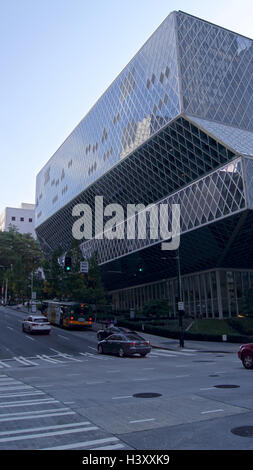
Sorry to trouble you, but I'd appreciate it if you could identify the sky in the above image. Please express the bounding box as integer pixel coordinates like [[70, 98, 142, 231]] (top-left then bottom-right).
[[0, 0, 252, 215]]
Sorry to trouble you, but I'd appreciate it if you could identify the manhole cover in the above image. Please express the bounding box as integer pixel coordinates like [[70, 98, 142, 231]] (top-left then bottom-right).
[[214, 384, 240, 389], [209, 374, 219, 377], [231, 426, 253, 437], [133, 393, 162, 398]]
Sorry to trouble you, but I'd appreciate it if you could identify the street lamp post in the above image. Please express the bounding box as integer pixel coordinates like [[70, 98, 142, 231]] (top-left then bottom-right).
[[175, 249, 184, 348]]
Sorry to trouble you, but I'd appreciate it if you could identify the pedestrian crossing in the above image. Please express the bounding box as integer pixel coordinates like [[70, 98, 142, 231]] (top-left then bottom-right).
[[0, 348, 197, 370], [0, 374, 129, 450]]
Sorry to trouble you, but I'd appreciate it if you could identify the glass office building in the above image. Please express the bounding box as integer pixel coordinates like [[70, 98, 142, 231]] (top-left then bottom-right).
[[35, 11, 253, 318]]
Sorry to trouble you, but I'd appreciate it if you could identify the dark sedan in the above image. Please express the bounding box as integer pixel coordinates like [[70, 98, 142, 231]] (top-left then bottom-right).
[[238, 343, 253, 369], [97, 333, 151, 357], [97, 325, 136, 341]]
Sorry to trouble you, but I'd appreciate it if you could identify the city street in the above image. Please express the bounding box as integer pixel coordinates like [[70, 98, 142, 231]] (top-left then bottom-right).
[[0, 305, 253, 451]]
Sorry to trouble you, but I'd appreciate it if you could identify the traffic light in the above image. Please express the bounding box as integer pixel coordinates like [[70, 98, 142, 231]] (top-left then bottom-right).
[[64, 257, 72, 272], [137, 263, 143, 272]]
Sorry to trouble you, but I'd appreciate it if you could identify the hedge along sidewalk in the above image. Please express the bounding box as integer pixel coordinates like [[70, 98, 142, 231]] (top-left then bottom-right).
[[117, 318, 253, 346]]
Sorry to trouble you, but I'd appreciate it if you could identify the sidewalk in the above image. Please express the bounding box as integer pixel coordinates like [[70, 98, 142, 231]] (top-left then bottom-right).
[[140, 332, 239, 353]]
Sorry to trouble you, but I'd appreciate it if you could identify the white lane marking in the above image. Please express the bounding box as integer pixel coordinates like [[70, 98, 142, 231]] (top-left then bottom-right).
[[0, 421, 92, 437], [201, 409, 224, 414], [24, 336, 35, 341], [175, 375, 190, 378], [85, 381, 105, 385], [200, 387, 215, 391], [88, 346, 97, 351], [6, 327, 14, 331], [57, 335, 70, 341], [42, 437, 119, 450], [129, 418, 155, 424], [132, 378, 149, 381], [0, 425, 98, 443], [112, 395, 132, 400]]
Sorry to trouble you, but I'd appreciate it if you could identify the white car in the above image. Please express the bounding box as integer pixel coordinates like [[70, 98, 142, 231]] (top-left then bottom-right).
[[22, 315, 51, 334]]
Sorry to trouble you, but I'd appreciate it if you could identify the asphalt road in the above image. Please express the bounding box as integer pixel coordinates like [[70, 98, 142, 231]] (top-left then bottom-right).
[[0, 305, 253, 453]]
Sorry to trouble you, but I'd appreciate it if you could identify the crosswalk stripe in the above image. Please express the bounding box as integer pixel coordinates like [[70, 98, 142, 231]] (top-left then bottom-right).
[[42, 436, 120, 450], [0, 411, 76, 422], [0, 421, 92, 437], [0, 425, 98, 443], [151, 350, 195, 357], [0, 361, 11, 368], [36, 355, 62, 364], [0, 385, 33, 391], [0, 391, 45, 399], [14, 356, 38, 366], [0, 398, 58, 408]]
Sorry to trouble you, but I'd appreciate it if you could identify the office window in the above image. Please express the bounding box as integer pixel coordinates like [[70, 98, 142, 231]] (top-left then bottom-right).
[[11, 216, 16, 221], [20, 217, 24, 222], [29, 218, 33, 222]]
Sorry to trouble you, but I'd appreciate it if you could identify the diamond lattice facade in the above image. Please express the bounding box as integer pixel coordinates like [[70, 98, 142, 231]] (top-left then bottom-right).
[[35, 11, 253, 318]]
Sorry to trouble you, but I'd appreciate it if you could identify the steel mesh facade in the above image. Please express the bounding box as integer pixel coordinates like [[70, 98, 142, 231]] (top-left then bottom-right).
[[35, 11, 253, 314]]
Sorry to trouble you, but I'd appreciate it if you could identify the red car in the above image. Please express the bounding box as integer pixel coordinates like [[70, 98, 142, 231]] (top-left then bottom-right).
[[238, 344, 253, 369]]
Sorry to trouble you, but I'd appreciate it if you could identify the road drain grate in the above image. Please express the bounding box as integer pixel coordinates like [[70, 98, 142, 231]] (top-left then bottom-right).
[[133, 393, 162, 398], [231, 426, 253, 437], [214, 384, 240, 389]]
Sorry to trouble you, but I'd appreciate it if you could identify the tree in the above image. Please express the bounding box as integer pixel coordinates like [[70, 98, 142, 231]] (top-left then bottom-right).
[[43, 242, 107, 306], [0, 228, 45, 301]]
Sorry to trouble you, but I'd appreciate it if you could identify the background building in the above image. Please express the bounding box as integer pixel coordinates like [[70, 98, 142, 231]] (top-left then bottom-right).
[[0, 203, 36, 238], [35, 11, 253, 318]]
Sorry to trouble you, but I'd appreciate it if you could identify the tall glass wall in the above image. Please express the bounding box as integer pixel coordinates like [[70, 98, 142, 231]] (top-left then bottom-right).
[[111, 269, 253, 318]]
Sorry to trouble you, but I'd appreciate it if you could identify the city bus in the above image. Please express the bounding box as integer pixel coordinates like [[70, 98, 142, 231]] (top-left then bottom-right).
[[41, 301, 93, 329]]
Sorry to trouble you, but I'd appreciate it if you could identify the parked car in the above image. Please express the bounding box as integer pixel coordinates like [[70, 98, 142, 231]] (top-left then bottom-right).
[[97, 332, 151, 357], [97, 325, 136, 341], [238, 343, 253, 369], [22, 315, 51, 335]]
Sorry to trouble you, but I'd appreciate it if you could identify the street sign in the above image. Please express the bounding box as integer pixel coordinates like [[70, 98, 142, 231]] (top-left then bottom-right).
[[80, 261, 89, 273], [178, 301, 184, 311], [31, 303, 37, 313], [32, 291, 36, 300]]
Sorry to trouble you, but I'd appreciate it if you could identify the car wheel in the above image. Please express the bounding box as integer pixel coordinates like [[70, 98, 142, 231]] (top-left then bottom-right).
[[98, 344, 104, 354], [242, 354, 253, 369], [118, 347, 125, 358], [140, 353, 147, 357]]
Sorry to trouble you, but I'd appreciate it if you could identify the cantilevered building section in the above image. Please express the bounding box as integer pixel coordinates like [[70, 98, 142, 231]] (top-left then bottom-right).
[[35, 11, 253, 319]]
